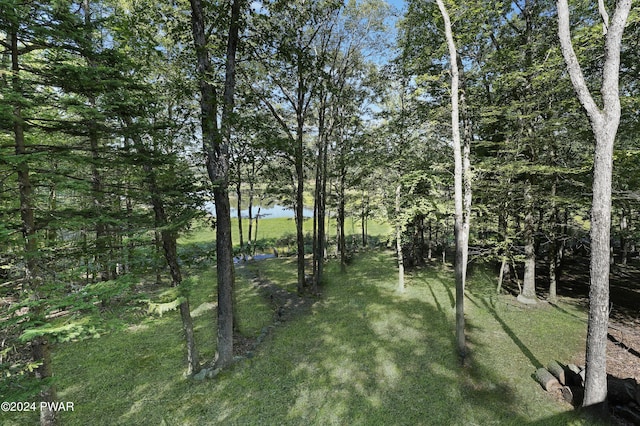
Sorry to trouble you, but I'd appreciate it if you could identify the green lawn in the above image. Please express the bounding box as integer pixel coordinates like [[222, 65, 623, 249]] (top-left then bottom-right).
[[181, 217, 392, 249], [2, 245, 598, 425]]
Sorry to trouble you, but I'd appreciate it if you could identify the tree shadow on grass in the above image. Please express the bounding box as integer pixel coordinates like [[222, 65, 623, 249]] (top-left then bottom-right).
[[50, 251, 593, 425], [467, 293, 544, 369]]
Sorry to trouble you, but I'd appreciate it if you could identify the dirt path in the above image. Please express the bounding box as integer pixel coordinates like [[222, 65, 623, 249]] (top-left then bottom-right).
[[232, 263, 317, 358]]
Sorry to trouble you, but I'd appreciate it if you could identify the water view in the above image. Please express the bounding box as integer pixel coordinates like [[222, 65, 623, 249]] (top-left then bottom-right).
[[205, 202, 314, 219]]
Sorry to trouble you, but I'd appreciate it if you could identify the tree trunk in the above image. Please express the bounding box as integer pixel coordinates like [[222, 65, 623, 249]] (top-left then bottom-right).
[[294, 52, 306, 294], [316, 131, 328, 290], [295, 137, 305, 293], [82, 0, 108, 283], [584, 124, 616, 408], [254, 206, 261, 252], [247, 168, 255, 248], [189, 0, 243, 370], [620, 206, 628, 265], [312, 99, 328, 291], [437, 0, 466, 360], [338, 170, 347, 273], [460, 60, 473, 294], [138, 136, 200, 375], [497, 255, 507, 294], [236, 164, 244, 255], [11, 27, 57, 426], [556, 0, 632, 409], [519, 178, 537, 304], [158, 222, 199, 374], [394, 184, 405, 292], [549, 178, 560, 302], [427, 220, 433, 260]]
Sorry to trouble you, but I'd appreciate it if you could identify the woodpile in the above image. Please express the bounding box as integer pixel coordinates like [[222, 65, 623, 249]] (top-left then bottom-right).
[[535, 361, 640, 425]]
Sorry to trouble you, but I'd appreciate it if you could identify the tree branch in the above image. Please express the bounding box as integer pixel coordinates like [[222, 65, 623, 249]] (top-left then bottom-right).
[[556, 0, 602, 124], [601, 0, 632, 114], [598, 0, 609, 35]]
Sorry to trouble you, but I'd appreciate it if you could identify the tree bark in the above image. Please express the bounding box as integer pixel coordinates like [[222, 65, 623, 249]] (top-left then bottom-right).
[[295, 138, 306, 293], [236, 162, 244, 255], [313, 91, 329, 291], [254, 206, 261, 250], [548, 178, 557, 302], [535, 367, 562, 391], [11, 25, 57, 426], [135, 131, 200, 375], [620, 206, 628, 265], [81, 0, 109, 283], [547, 360, 566, 385], [519, 178, 538, 304], [361, 190, 368, 248], [556, 0, 632, 409], [395, 184, 405, 292], [294, 48, 307, 294], [427, 220, 433, 260], [247, 162, 256, 249], [338, 167, 347, 273], [436, 0, 466, 360], [189, 0, 243, 370]]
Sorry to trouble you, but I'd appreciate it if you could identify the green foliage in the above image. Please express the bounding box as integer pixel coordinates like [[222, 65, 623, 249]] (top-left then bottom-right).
[[145, 278, 195, 317], [78, 276, 138, 306], [20, 322, 101, 344], [147, 297, 186, 317]]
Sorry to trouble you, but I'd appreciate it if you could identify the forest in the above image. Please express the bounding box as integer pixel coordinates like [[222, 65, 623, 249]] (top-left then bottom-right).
[[1, 0, 639, 424]]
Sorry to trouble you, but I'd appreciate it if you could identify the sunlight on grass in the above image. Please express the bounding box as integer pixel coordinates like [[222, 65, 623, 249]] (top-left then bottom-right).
[[181, 217, 391, 252], [9, 249, 599, 425]]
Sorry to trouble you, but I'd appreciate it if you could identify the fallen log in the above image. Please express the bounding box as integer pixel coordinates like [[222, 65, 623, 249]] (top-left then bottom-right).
[[547, 361, 566, 385], [535, 367, 562, 391], [561, 385, 584, 406]]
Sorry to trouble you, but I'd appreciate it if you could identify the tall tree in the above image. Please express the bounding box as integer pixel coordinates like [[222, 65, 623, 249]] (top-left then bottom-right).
[[251, 0, 342, 293], [436, 0, 467, 361], [189, 0, 244, 370], [2, 3, 56, 422], [556, 0, 633, 409]]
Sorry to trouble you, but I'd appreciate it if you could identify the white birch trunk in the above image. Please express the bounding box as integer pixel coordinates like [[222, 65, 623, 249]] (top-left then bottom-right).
[[556, 0, 632, 409], [436, 0, 466, 360]]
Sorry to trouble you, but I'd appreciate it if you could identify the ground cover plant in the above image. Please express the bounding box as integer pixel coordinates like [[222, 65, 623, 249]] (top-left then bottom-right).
[[1, 239, 599, 425]]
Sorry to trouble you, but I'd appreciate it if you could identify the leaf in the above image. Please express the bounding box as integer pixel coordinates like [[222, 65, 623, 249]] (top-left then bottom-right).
[[147, 297, 186, 317]]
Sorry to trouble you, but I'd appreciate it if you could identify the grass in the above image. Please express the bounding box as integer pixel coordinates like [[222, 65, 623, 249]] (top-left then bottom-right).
[[2, 245, 599, 425], [1, 215, 596, 425], [0, 265, 273, 426], [181, 217, 392, 249]]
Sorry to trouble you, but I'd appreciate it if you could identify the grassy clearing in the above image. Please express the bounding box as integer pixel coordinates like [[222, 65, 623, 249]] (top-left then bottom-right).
[[2, 248, 599, 425], [181, 217, 392, 248]]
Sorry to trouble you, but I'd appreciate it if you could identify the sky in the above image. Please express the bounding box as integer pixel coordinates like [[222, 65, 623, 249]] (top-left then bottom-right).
[[386, 0, 406, 12]]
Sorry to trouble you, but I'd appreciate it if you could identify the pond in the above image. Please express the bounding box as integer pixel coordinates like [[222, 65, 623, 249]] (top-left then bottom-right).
[[205, 202, 313, 219]]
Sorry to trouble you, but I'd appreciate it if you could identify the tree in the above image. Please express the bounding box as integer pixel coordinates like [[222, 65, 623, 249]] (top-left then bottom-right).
[[2, 3, 60, 422], [435, 0, 468, 361], [312, 0, 390, 284], [249, 0, 342, 293], [556, 0, 633, 409], [189, 0, 244, 370]]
